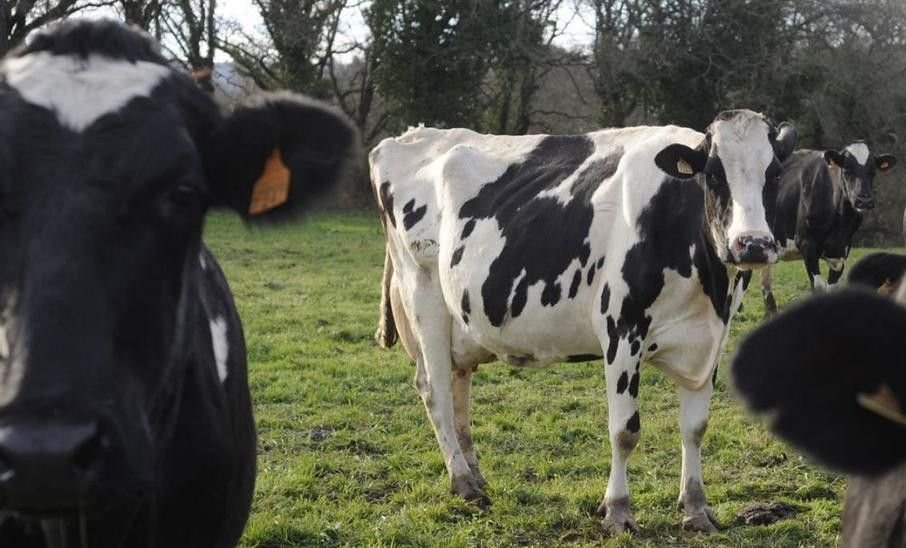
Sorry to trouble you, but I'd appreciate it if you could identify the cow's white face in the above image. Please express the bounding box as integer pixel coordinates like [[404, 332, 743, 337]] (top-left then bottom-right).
[[654, 110, 796, 270]]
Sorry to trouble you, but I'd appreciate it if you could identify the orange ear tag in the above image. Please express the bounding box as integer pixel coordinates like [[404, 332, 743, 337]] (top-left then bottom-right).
[[248, 149, 291, 215]]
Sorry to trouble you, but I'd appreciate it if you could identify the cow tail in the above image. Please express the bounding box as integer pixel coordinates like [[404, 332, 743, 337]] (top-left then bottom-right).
[[375, 246, 398, 349]]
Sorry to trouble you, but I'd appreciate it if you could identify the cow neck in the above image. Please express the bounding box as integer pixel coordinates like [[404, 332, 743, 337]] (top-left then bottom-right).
[[697, 185, 735, 323]]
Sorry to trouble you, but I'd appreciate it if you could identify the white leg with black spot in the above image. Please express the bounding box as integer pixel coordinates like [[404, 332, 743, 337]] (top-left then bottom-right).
[[599, 344, 641, 534]]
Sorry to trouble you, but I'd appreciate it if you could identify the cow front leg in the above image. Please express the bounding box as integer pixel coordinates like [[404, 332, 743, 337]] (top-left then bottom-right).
[[760, 265, 777, 316], [452, 365, 485, 487], [598, 352, 642, 535], [677, 384, 720, 532], [826, 257, 845, 287], [800, 241, 825, 291]]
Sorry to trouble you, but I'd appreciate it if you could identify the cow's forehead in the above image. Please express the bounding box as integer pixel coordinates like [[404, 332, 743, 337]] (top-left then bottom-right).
[[1, 52, 172, 132], [708, 111, 773, 171], [844, 142, 870, 166]]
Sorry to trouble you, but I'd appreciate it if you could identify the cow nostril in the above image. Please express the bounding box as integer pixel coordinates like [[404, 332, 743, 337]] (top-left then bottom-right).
[[71, 426, 107, 476], [0, 449, 12, 482]]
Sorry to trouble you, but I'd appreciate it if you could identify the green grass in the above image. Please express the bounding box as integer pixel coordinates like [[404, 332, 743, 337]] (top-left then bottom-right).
[[201, 211, 881, 547]]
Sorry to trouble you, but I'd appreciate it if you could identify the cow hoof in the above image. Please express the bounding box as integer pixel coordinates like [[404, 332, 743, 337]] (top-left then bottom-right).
[[469, 465, 487, 487], [601, 514, 640, 536], [451, 474, 490, 508], [681, 507, 721, 532], [599, 497, 639, 535]]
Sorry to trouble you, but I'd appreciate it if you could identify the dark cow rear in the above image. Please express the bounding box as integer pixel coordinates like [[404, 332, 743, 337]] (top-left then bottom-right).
[[0, 20, 357, 547], [762, 141, 896, 314]]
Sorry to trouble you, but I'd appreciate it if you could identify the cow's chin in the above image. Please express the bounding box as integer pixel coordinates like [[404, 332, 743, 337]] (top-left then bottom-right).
[[725, 249, 779, 271]]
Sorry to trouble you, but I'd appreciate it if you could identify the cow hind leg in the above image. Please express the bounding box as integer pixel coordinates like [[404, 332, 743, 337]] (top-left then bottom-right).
[[760, 265, 777, 316], [403, 273, 487, 506], [677, 384, 720, 532], [800, 242, 825, 291], [452, 365, 485, 486], [598, 350, 642, 535]]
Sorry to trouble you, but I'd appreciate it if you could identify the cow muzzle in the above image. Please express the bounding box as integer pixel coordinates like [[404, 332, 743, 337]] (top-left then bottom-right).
[[731, 232, 778, 269], [0, 421, 109, 513], [854, 195, 875, 210]]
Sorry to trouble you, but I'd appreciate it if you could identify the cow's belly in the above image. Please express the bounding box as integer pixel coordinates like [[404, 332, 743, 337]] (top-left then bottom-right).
[[448, 287, 602, 368]]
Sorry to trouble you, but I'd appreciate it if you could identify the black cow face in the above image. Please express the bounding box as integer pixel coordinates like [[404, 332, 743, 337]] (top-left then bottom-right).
[[824, 142, 897, 211], [0, 20, 356, 518], [655, 111, 797, 269]]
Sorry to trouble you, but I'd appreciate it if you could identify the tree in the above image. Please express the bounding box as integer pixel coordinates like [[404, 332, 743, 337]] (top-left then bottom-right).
[[3, 0, 114, 55]]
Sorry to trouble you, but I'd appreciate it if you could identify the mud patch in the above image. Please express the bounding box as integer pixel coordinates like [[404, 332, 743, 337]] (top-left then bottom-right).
[[736, 502, 796, 525]]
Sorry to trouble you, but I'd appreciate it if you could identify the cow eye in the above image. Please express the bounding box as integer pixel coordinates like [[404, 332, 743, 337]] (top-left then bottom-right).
[[169, 183, 207, 208]]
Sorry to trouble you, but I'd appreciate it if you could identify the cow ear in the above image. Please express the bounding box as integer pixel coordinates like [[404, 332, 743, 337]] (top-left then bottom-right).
[[654, 144, 707, 179], [731, 289, 906, 475], [204, 92, 359, 222], [876, 154, 897, 172], [824, 150, 845, 168], [772, 122, 798, 162]]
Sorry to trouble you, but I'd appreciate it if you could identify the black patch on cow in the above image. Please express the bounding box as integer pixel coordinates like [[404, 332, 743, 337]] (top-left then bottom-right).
[[605, 316, 618, 364], [567, 354, 603, 362], [18, 19, 168, 64], [541, 282, 561, 306], [379, 182, 396, 228], [586, 264, 596, 285], [461, 219, 476, 240], [458, 138, 622, 326], [600, 283, 610, 315], [568, 269, 582, 298], [712, 363, 719, 387], [626, 412, 640, 433], [628, 372, 640, 398], [630, 339, 640, 356], [511, 277, 529, 319], [579, 243, 591, 266], [648, 343, 658, 352], [402, 199, 427, 230], [451, 246, 464, 268], [616, 371, 629, 394], [597, 257, 605, 269], [461, 291, 471, 324]]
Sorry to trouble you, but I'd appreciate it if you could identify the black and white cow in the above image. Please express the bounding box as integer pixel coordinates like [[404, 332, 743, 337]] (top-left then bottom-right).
[[733, 284, 906, 547], [761, 140, 896, 314], [0, 20, 357, 547], [372, 111, 796, 533]]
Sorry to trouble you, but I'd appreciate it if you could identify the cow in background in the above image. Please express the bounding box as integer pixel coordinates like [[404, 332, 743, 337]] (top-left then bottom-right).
[[0, 20, 358, 547], [373, 111, 796, 533], [761, 138, 896, 314]]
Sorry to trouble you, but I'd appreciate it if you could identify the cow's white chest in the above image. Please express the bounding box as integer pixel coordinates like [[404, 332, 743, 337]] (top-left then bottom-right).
[[644, 269, 727, 389]]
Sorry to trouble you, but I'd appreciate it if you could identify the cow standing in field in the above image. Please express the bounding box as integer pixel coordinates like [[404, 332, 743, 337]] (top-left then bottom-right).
[[761, 139, 896, 314], [372, 111, 796, 533], [733, 284, 906, 547], [0, 20, 357, 547]]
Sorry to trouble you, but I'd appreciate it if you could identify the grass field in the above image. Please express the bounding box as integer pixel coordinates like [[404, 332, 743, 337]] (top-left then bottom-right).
[[202, 211, 878, 547]]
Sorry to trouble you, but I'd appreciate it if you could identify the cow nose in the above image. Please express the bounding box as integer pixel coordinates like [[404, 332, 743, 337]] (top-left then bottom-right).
[[0, 421, 107, 511], [733, 233, 778, 266], [855, 196, 875, 210]]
